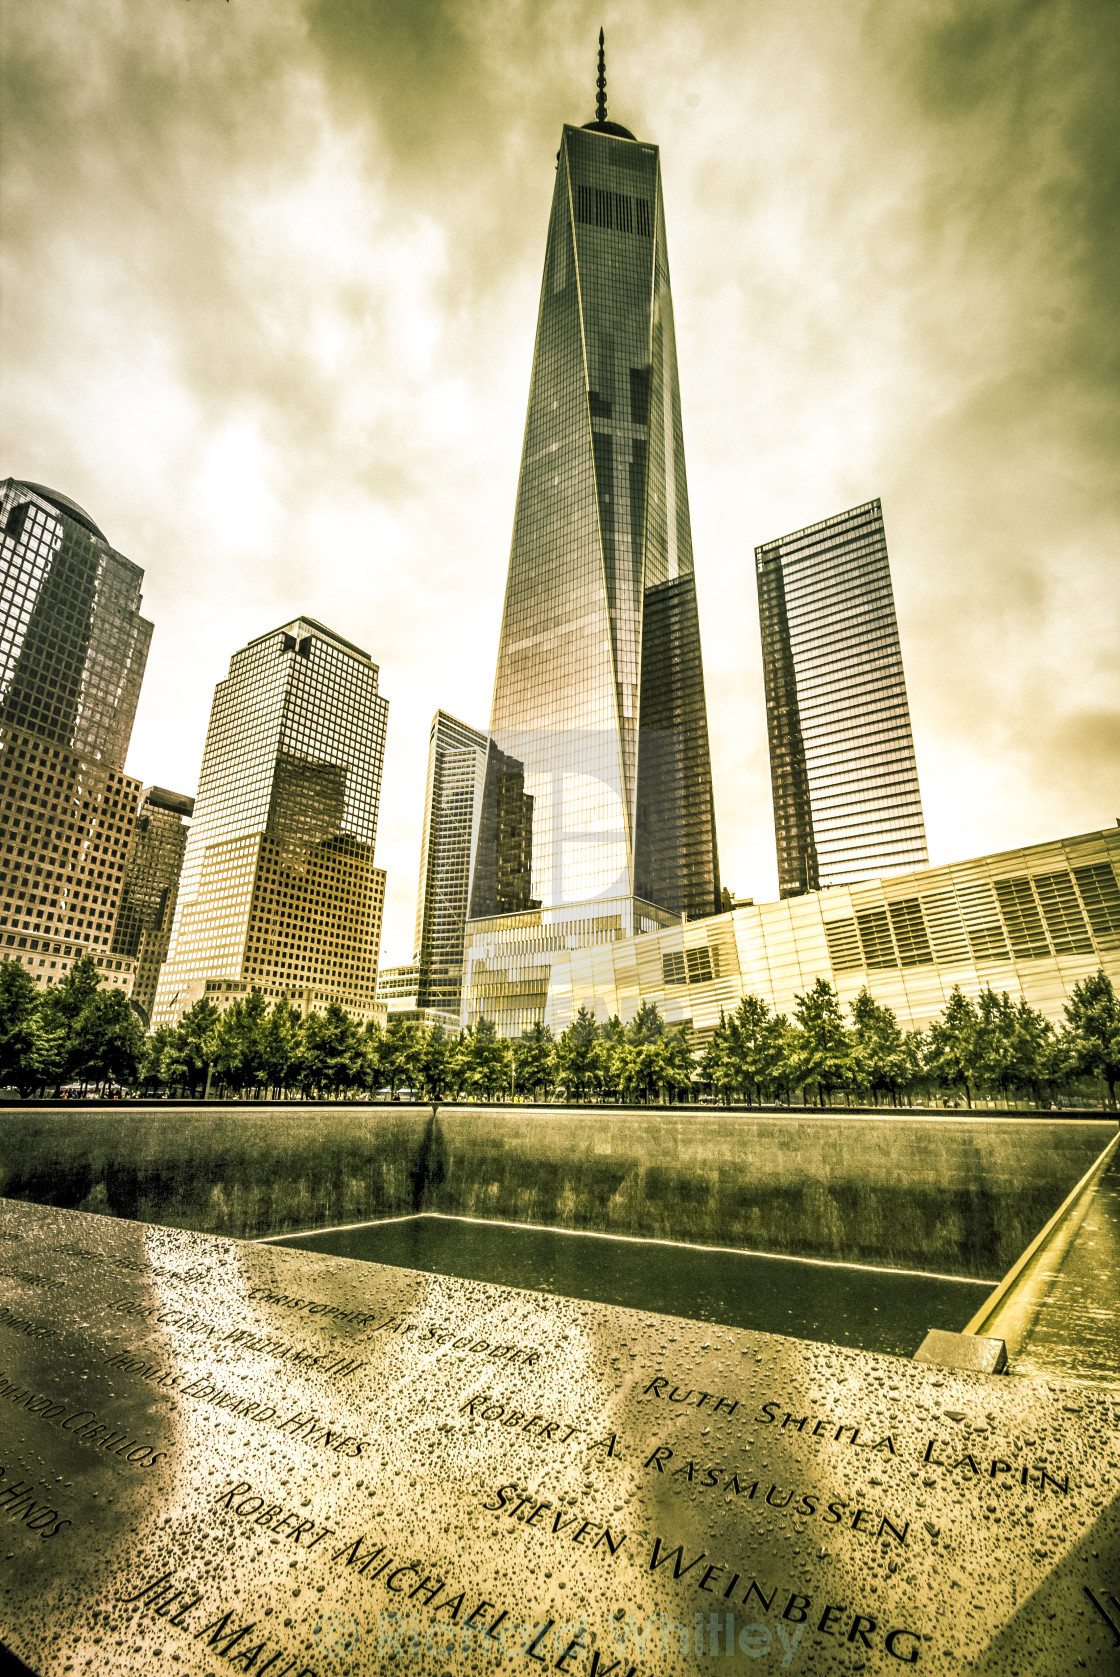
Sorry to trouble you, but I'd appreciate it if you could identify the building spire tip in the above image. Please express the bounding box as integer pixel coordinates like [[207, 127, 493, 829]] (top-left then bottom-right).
[[595, 26, 607, 124]]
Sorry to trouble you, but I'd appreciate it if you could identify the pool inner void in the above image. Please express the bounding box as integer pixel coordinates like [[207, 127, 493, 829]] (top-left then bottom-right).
[[267, 1214, 996, 1359]]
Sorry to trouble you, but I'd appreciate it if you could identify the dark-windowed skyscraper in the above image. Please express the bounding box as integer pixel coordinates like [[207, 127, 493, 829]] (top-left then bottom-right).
[[755, 498, 928, 897], [414, 710, 488, 1019], [463, 42, 720, 1032], [111, 785, 194, 1020], [0, 478, 152, 997]]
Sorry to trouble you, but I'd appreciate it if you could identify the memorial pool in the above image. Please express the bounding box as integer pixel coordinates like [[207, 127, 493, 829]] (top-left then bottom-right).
[[267, 1214, 995, 1358]]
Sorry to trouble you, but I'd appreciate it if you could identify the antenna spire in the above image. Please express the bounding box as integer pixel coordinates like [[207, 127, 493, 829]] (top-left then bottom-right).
[[596, 27, 607, 124]]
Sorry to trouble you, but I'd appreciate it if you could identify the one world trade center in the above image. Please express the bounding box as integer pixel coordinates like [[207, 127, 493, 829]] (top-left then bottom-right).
[[463, 39, 721, 1034]]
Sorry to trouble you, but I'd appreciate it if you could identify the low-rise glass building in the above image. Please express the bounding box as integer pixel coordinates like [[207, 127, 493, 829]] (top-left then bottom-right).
[[538, 826, 1120, 1038]]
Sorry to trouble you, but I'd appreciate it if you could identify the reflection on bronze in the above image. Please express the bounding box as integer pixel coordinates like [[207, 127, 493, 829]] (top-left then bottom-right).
[[0, 1197, 1117, 1674]]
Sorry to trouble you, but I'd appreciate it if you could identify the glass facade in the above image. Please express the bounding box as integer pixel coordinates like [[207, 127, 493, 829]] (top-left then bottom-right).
[[756, 499, 928, 896], [0, 479, 152, 998], [111, 785, 193, 1021], [0, 481, 151, 767], [545, 825, 1120, 1042], [464, 108, 720, 1033], [152, 618, 388, 1026], [413, 711, 488, 1017]]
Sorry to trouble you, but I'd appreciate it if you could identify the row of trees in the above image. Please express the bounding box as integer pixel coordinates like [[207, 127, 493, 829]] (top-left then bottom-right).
[[143, 993, 697, 1104], [1, 954, 1117, 1106], [0, 957, 146, 1098], [699, 972, 1119, 1108]]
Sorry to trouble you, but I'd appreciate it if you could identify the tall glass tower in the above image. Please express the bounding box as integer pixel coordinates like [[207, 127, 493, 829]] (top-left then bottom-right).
[[111, 785, 194, 1021], [152, 617, 388, 1026], [464, 42, 720, 1032], [755, 498, 928, 897], [414, 710, 488, 1018], [0, 478, 151, 998]]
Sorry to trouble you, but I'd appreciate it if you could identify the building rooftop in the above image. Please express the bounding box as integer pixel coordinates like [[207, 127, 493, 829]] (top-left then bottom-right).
[[17, 481, 107, 542]]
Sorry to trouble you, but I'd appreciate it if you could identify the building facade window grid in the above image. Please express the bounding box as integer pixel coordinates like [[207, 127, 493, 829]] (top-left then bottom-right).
[[756, 498, 928, 898], [0, 479, 152, 997], [152, 618, 388, 1027], [413, 710, 488, 1018], [541, 828, 1120, 1042], [463, 114, 719, 1032]]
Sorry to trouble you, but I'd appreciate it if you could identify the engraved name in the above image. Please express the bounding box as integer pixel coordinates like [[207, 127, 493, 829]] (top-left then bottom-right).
[[215, 1478, 336, 1548], [118, 1568, 319, 1676], [0, 1465, 72, 1538], [0, 1374, 166, 1467], [643, 1445, 909, 1544], [330, 1535, 638, 1675], [482, 1483, 627, 1555], [646, 1538, 923, 1663]]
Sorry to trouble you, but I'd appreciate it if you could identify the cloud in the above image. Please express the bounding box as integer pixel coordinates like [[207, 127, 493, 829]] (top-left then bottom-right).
[[1, 0, 1116, 964]]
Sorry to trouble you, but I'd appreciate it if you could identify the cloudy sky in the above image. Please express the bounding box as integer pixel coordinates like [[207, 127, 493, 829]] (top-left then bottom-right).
[[2, 0, 1117, 965]]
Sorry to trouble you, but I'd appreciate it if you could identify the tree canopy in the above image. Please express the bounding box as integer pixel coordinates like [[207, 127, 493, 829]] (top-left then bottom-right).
[[3, 961, 1117, 1109]]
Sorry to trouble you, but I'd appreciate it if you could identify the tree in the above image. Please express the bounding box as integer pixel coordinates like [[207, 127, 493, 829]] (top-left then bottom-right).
[[1063, 969, 1120, 1107], [514, 1022, 556, 1102], [375, 1017, 423, 1099], [726, 994, 788, 1104], [208, 991, 270, 1097], [597, 1016, 625, 1102], [461, 1018, 510, 1102], [260, 998, 301, 1096], [161, 998, 220, 1097], [849, 988, 908, 1105], [965, 987, 1052, 1105], [609, 1005, 693, 1105], [788, 978, 851, 1106], [902, 1029, 931, 1106], [300, 1003, 366, 1098], [415, 1024, 453, 1102], [557, 1006, 604, 1102], [38, 955, 103, 1088], [700, 1013, 737, 1105], [659, 1023, 695, 1103], [0, 963, 50, 1097], [39, 955, 102, 1035], [628, 1001, 666, 1045], [69, 989, 145, 1090], [1008, 995, 1058, 1106], [926, 986, 979, 1107], [137, 1024, 175, 1096], [444, 1031, 473, 1102]]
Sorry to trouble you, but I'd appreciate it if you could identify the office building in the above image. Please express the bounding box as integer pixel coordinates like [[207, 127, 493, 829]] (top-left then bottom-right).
[[414, 710, 487, 1019], [374, 962, 439, 1027], [0, 478, 152, 996], [541, 825, 1120, 1040], [111, 785, 194, 1020], [756, 499, 927, 897], [463, 44, 720, 1034], [152, 617, 388, 1026]]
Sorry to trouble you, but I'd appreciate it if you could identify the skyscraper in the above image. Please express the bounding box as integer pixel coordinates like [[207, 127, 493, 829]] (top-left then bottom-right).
[[152, 617, 388, 1026], [414, 710, 488, 1020], [463, 41, 720, 1033], [0, 478, 152, 997], [755, 498, 928, 897], [111, 785, 194, 1020]]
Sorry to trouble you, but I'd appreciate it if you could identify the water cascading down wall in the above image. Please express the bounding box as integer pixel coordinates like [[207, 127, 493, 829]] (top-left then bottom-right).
[[0, 1104, 1112, 1279]]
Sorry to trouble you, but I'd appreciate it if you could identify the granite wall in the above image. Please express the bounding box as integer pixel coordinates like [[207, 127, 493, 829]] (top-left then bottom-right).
[[1, 1104, 1112, 1278]]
